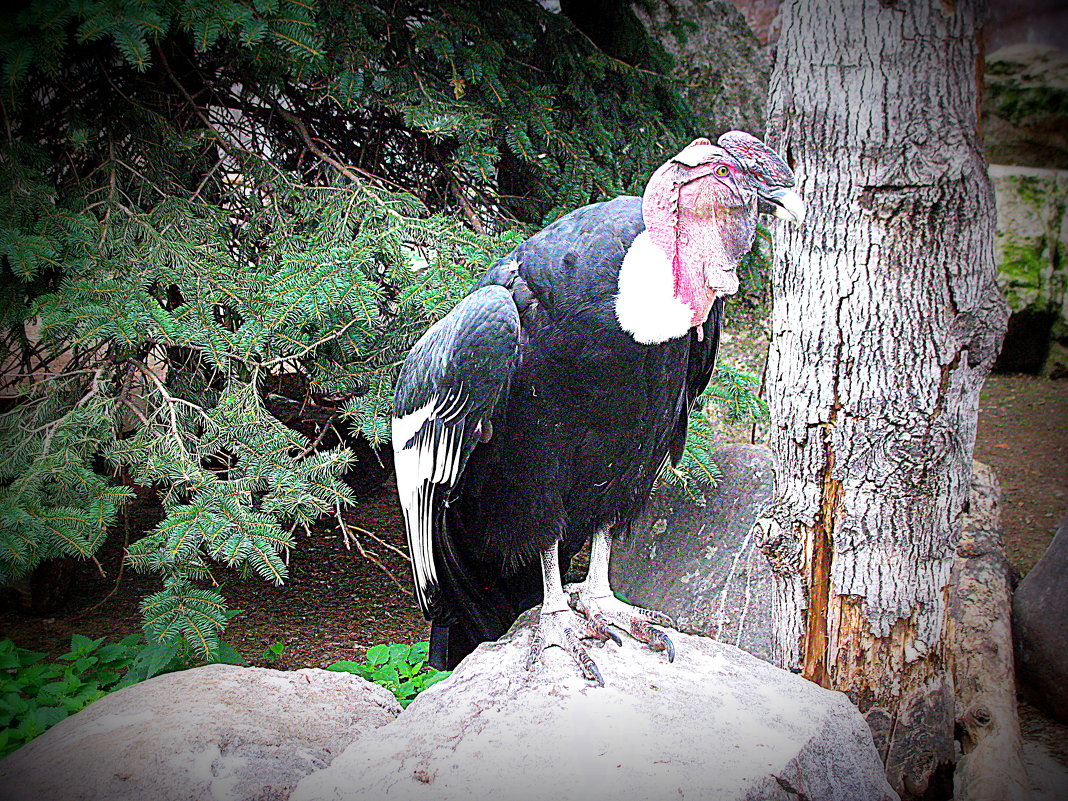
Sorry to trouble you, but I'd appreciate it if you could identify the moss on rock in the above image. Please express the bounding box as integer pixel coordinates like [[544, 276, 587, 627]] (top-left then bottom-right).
[[984, 44, 1068, 169], [990, 166, 1068, 344]]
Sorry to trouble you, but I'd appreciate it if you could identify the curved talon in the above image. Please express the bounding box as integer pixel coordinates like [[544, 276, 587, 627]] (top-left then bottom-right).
[[565, 627, 604, 686], [585, 655, 604, 686], [643, 626, 675, 662], [527, 608, 607, 685], [631, 623, 673, 663], [603, 624, 624, 647], [586, 615, 623, 646], [569, 589, 678, 663], [525, 629, 544, 671]]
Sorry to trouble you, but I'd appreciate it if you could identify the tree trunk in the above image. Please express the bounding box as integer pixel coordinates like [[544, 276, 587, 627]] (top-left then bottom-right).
[[760, 1, 1008, 798]]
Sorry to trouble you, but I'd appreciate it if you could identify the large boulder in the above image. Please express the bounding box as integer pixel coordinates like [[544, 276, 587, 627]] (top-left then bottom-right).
[[610, 443, 777, 662], [1014, 512, 1068, 723], [291, 611, 898, 801], [632, 0, 770, 135], [0, 663, 401, 801], [989, 165, 1068, 375], [983, 45, 1068, 169]]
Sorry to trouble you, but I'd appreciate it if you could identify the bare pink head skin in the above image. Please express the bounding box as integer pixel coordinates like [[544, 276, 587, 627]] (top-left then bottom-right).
[[642, 131, 799, 328]]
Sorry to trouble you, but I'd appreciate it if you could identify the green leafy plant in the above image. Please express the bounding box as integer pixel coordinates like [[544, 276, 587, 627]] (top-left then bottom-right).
[[0, 631, 248, 756], [328, 641, 450, 707], [1, 634, 139, 756], [263, 641, 285, 661]]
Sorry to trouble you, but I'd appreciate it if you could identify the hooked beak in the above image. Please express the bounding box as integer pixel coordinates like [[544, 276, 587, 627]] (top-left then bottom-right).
[[759, 186, 805, 224]]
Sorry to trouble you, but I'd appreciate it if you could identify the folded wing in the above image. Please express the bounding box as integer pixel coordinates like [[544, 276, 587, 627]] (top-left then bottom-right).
[[391, 284, 521, 620]]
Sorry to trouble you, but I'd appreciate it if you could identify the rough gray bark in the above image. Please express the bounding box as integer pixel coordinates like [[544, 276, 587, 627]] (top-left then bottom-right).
[[760, 1, 1009, 798]]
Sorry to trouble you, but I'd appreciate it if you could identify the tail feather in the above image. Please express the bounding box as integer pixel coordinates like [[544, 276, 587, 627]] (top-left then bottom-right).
[[428, 515, 544, 670]]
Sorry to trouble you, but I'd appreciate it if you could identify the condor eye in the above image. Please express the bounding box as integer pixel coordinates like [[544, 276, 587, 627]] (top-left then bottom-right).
[[714, 164, 731, 177]]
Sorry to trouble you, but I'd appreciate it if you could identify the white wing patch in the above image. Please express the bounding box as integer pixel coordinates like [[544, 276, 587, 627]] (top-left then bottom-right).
[[392, 389, 470, 616]]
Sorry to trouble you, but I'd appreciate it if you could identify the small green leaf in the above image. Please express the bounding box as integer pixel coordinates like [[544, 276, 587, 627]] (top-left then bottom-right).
[[215, 642, 247, 666], [371, 665, 399, 685], [387, 643, 411, 663], [364, 644, 389, 666]]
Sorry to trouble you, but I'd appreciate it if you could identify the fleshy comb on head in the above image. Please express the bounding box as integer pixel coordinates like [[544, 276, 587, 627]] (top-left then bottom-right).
[[717, 131, 794, 188]]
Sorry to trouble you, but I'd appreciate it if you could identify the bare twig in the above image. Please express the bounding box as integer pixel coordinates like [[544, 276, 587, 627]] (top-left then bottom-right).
[[189, 155, 227, 203], [449, 178, 486, 234], [292, 419, 337, 459], [156, 46, 236, 157], [131, 360, 213, 424], [33, 368, 106, 458], [334, 503, 413, 596], [71, 472, 131, 621], [270, 101, 361, 183], [346, 522, 411, 565]]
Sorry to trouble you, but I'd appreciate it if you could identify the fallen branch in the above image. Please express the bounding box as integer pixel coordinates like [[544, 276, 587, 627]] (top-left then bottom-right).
[[334, 503, 413, 596], [948, 461, 1029, 801]]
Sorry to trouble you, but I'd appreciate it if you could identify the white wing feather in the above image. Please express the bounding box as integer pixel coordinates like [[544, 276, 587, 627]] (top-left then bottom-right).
[[392, 389, 469, 615]]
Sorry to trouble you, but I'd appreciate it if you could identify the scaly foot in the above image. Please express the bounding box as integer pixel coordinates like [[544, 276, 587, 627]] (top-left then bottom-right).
[[525, 606, 622, 686], [567, 586, 676, 662]]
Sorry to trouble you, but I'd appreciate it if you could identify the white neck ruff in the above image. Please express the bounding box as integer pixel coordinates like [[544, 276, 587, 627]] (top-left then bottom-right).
[[614, 231, 692, 344]]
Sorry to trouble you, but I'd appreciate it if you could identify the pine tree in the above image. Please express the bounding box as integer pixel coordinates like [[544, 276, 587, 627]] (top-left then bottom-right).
[[0, 0, 761, 657]]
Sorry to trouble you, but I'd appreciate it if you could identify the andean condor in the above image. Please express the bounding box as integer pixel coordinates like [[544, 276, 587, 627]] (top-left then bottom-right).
[[392, 132, 803, 683]]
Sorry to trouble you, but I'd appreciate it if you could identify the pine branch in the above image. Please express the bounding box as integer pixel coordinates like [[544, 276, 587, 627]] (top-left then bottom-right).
[[259, 317, 360, 368], [0, 0, 702, 659]]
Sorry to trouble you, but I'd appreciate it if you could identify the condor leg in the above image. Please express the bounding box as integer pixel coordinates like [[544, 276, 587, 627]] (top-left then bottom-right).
[[568, 527, 676, 661], [525, 541, 617, 686]]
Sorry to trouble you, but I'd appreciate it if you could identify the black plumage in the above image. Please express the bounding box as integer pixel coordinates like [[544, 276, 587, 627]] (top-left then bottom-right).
[[392, 133, 801, 679]]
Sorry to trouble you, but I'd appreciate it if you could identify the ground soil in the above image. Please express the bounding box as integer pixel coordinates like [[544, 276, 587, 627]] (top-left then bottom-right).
[[1, 371, 1067, 766]]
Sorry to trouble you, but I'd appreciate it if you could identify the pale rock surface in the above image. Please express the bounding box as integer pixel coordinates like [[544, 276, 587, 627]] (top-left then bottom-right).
[[0, 663, 401, 801], [989, 164, 1068, 374], [291, 611, 898, 801], [610, 443, 777, 662]]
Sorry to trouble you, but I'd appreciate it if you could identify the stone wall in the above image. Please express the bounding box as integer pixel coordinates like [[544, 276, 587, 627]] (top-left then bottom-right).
[[985, 45, 1068, 375], [633, 0, 769, 136], [984, 45, 1068, 170]]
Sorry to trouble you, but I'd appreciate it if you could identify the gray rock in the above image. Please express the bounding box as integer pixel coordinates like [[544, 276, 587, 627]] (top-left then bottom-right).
[[727, 0, 783, 47], [291, 612, 897, 801], [610, 443, 777, 662], [0, 663, 401, 801], [984, 44, 1068, 169], [1014, 512, 1068, 724], [633, 0, 770, 135], [988, 164, 1068, 374]]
